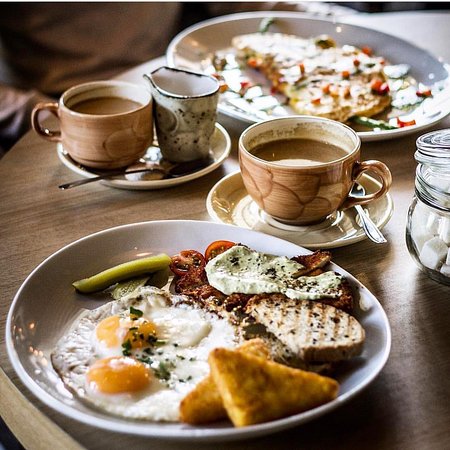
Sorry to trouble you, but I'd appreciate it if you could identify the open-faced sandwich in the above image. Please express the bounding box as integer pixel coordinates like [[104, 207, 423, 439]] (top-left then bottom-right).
[[231, 32, 390, 123], [211, 25, 437, 130]]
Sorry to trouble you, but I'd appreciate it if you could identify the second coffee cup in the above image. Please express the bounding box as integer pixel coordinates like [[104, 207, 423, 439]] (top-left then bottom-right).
[[32, 80, 153, 169], [239, 116, 392, 225]]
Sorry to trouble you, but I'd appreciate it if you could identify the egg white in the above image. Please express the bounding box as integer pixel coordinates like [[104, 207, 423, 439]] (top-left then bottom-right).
[[51, 287, 239, 421]]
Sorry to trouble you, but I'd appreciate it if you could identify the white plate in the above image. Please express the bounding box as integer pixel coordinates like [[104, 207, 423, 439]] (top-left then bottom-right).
[[167, 11, 450, 141], [6, 220, 391, 441], [57, 123, 231, 190], [206, 171, 394, 249]]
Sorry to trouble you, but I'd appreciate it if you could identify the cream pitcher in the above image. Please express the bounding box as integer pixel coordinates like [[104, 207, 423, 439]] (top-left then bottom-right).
[[144, 66, 220, 162]]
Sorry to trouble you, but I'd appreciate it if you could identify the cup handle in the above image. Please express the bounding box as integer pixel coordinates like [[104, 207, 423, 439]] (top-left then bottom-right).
[[31, 102, 61, 142], [341, 160, 393, 210]]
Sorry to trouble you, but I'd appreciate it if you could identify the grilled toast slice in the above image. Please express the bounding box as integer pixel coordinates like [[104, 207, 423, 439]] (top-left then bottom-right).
[[245, 294, 365, 362]]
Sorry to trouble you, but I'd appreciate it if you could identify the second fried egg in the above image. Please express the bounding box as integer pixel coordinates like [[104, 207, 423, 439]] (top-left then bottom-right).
[[51, 286, 238, 421]]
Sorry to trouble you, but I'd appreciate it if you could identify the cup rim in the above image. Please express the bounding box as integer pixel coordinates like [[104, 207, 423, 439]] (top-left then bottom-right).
[[146, 66, 219, 99], [239, 115, 361, 168], [60, 80, 152, 117]]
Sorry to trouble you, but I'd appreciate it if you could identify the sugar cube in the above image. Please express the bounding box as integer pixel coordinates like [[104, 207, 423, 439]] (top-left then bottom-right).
[[412, 228, 434, 253], [439, 217, 450, 245], [426, 213, 440, 235], [419, 237, 448, 270], [413, 201, 430, 223], [410, 206, 435, 252], [440, 264, 450, 278], [446, 248, 450, 266]]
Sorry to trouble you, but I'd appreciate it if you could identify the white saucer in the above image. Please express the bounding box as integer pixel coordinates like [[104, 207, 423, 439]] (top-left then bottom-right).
[[206, 171, 394, 249], [57, 123, 231, 190]]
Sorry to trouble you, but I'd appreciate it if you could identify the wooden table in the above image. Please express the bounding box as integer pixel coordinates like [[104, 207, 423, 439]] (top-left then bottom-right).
[[1, 11, 450, 450]]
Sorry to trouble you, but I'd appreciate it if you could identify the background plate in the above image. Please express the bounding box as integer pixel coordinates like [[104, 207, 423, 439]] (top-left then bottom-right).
[[6, 220, 390, 441], [167, 11, 450, 141]]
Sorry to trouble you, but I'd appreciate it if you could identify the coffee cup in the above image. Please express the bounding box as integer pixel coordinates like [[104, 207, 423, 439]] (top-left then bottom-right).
[[31, 80, 153, 169], [144, 66, 219, 162], [239, 116, 392, 225]]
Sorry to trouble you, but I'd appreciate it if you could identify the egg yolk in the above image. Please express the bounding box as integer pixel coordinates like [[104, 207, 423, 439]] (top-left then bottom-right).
[[87, 356, 151, 394], [124, 321, 158, 349], [95, 316, 121, 348]]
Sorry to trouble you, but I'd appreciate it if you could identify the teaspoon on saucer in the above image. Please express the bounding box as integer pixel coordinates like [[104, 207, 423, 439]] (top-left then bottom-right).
[[58, 158, 212, 190], [351, 183, 387, 244]]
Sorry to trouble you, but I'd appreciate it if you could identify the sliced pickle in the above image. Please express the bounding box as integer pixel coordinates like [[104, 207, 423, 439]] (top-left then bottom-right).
[[73, 254, 171, 294]]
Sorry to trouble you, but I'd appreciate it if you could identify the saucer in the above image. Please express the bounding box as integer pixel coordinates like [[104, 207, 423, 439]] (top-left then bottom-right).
[[57, 123, 231, 190], [206, 171, 394, 249]]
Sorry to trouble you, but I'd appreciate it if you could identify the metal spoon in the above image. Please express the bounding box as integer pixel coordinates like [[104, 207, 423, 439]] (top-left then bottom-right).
[[58, 158, 212, 190], [351, 183, 387, 244]]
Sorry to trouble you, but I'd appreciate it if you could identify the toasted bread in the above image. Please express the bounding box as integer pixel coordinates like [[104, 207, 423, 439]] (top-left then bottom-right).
[[245, 295, 365, 362], [208, 347, 339, 426]]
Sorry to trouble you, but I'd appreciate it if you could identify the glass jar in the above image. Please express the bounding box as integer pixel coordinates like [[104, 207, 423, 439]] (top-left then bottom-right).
[[406, 129, 450, 285]]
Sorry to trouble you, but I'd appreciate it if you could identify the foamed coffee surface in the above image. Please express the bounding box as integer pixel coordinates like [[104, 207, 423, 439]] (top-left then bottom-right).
[[252, 138, 348, 166], [71, 96, 142, 115]]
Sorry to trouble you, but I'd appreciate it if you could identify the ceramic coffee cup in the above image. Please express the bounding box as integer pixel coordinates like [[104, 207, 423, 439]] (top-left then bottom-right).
[[31, 80, 153, 169], [145, 66, 219, 162], [239, 116, 392, 225]]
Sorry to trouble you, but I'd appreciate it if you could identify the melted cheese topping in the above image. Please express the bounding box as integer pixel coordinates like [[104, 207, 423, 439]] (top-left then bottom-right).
[[205, 246, 342, 300]]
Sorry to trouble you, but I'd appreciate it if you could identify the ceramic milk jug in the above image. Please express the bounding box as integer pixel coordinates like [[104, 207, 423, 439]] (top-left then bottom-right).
[[145, 66, 220, 162]]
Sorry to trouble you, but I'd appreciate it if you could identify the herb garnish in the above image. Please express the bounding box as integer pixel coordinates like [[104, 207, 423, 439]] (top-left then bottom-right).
[[122, 339, 132, 356], [154, 362, 172, 381], [259, 17, 275, 34], [138, 356, 153, 365], [130, 306, 143, 317]]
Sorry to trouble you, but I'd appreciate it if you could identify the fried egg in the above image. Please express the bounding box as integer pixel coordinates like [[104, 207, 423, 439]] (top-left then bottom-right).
[[51, 287, 239, 421]]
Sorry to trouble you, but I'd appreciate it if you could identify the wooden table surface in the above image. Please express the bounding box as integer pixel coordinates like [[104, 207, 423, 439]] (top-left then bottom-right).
[[1, 11, 449, 450]]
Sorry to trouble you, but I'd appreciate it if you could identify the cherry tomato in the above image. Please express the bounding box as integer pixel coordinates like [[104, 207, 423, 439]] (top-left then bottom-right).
[[204, 240, 236, 261], [370, 79, 390, 95], [170, 250, 205, 276], [240, 80, 251, 90], [321, 83, 331, 94], [362, 46, 373, 56], [247, 57, 259, 68], [416, 88, 432, 98], [218, 83, 229, 93], [396, 117, 416, 128]]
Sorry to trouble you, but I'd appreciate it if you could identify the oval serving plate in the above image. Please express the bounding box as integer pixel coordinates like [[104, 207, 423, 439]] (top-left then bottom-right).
[[167, 11, 450, 142], [6, 220, 390, 441]]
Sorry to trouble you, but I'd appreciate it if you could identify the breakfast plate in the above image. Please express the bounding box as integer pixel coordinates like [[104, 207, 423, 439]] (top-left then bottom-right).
[[167, 11, 450, 141], [207, 171, 394, 249], [6, 220, 390, 441], [57, 123, 231, 190]]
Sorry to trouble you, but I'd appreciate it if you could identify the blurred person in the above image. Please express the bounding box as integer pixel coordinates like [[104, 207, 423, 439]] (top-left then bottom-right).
[[0, 2, 353, 155], [0, 2, 183, 154]]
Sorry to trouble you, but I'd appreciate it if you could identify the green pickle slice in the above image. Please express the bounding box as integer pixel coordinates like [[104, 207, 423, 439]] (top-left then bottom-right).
[[72, 253, 171, 294]]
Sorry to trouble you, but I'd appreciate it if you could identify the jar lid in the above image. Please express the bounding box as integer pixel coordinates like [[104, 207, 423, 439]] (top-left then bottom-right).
[[415, 129, 450, 166]]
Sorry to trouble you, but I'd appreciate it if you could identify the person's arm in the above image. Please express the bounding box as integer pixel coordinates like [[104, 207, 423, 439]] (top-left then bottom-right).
[[0, 83, 53, 154]]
